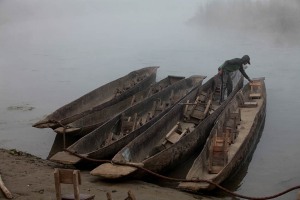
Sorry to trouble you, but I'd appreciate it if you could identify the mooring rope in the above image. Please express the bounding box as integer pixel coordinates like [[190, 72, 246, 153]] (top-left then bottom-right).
[[63, 149, 300, 200]]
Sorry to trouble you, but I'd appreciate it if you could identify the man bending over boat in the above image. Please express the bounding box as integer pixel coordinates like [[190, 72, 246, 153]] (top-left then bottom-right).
[[218, 55, 253, 102]]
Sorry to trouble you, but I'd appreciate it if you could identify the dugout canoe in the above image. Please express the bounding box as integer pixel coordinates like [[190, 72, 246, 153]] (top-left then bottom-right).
[[178, 79, 266, 192], [32, 66, 159, 129], [90, 72, 243, 179], [49, 75, 206, 165], [54, 75, 185, 137]]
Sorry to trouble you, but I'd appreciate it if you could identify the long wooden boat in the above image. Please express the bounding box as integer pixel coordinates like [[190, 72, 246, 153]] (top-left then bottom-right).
[[47, 75, 185, 159], [49, 75, 206, 165], [32, 66, 159, 129], [54, 75, 185, 137], [90, 72, 243, 179], [178, 79, 266, 192]]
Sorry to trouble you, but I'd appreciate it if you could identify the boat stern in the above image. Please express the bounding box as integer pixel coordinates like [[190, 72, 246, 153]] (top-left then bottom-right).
[[178, 181, 214, 192], [90, 162, 141, 179], [49, 151, 82, 165]]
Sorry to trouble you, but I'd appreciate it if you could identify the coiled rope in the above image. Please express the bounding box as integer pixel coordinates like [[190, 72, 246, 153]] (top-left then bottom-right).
[[64, 149, 300, 200]]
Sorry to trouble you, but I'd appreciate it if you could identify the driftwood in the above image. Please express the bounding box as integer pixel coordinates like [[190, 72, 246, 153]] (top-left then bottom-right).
[[0, 174, 13, 199]]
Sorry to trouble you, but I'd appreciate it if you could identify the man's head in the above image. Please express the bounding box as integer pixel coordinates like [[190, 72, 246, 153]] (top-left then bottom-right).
[[241, 55, 250, 65]]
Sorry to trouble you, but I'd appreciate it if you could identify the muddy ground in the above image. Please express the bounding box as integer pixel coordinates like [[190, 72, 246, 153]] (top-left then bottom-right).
[[0, 148, 216, 200]]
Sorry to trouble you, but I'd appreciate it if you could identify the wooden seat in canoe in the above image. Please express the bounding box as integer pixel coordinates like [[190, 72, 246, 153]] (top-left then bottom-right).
[[121, 113, 138, 133], [208, 129, 230, 174], [163, 123, 189, 145], [249, 81, 262, 99], [183, 91, 212, 123], [223, 122, 238, 144], [237, 92, 258, 108], [151, 99, 163, 116], [230, 108, 241, 125]]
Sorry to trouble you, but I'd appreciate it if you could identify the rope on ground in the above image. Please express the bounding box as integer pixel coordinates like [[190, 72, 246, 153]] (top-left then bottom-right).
[[64, 149, 300, 200]]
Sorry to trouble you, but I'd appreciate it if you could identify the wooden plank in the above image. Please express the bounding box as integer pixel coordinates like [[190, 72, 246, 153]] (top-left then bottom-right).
[[167, 132, 181, 144], [203, 99, 212, 116], [165, 123, 179, 139], [190, 110, 205, 120], [242, 102, 258, 108], [130, 95, 136, 106], [249, 93, 261, 99], [0, 174, 13, 199], [230, 109, 241, 125], [57, 169, 74, 184], [249, 82, 261, 87]]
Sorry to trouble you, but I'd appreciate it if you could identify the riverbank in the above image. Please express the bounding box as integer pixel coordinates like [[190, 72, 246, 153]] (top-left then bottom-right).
[[0, 148, 215, 200]]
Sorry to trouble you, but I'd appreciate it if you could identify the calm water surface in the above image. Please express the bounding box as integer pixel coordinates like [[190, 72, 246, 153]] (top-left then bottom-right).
[[1, 1, 300, 199]]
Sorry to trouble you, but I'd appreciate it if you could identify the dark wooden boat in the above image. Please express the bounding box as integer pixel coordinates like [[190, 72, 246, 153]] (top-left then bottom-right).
[[90, 73, 243, 179], [49, 75, 206, 165], [54, 75, 185, 137], [177, 79, 266, 191], [32, 66, 159, 129]]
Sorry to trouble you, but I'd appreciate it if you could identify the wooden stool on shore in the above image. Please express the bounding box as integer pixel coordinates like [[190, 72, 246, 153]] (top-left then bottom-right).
[[54, 168, 95, 200]]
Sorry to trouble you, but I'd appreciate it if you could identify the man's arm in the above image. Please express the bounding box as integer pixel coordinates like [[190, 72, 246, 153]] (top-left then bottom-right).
[[239, 67, 252, 82]]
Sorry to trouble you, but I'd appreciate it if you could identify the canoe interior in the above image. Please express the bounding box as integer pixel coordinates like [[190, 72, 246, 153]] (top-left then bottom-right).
[[55, 75, 186, 136], [107, 73, 243, 178], [178, 79, 266, 192], [64, 75, 205, 160], [33, 66, 159, 128]]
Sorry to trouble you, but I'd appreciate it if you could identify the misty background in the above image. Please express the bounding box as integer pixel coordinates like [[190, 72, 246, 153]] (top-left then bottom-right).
[[1, 0, 300, 199], [191, 0, 300, 46]]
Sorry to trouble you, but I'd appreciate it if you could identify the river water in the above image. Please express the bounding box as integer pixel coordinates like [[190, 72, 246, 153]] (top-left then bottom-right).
[[1, 0, 300, 199]]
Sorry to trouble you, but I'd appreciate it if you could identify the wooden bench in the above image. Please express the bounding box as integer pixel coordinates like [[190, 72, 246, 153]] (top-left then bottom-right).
[[249, 81, 262, 99], [184, 92, 212, 123], [54, 168, 94, 200], [121, 113, 138, 133], [208, 129, 230, 174], [237, 92, 258, 108], [230, 108, 241, 125], [152, 99, 165, 117], [163, 123, 189, 145]]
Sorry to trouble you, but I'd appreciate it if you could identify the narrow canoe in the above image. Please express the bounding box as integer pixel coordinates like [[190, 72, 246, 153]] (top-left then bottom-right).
[[54, 75, 185, 137], [32, 66, 159, 129], [178, 78, 266, 192], [49, 75, 206, 165], [90, 72, 243, 179]]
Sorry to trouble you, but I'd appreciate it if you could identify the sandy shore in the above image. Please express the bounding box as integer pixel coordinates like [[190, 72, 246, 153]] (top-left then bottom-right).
[[0, 148, 216, 200]]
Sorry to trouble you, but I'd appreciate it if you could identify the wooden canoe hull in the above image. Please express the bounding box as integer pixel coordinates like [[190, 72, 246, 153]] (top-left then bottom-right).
[[178, 79, 266, 192], [54, 76, 186, 137], [49, 75, 206, 164], [33, 66, 159, 129], [91, 73, 244, 179]]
